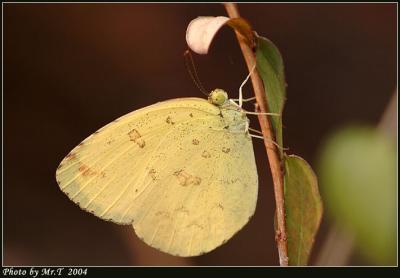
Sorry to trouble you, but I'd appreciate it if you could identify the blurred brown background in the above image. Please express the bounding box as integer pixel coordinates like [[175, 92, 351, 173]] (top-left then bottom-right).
[[4, 3, 396, 266]]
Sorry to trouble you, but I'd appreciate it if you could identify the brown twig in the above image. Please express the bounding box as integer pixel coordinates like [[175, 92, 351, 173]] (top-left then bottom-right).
[[223, 3, 288, 266]]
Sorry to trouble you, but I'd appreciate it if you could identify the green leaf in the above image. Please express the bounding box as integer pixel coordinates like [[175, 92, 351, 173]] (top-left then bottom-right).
[[284, 155, 323, 265], [318, 126, 396, 265], [256, 35, 286, 158]]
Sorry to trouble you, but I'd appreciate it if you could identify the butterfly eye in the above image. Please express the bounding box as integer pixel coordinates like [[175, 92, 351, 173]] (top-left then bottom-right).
[[209, 89, 228, 106]]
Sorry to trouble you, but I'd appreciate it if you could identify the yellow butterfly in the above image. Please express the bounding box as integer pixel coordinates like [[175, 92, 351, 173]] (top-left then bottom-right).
[[55, 86, 273, 257]]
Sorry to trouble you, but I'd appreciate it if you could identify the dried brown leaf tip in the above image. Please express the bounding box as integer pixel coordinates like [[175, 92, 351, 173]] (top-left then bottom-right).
[[226, 17, 255, 49]]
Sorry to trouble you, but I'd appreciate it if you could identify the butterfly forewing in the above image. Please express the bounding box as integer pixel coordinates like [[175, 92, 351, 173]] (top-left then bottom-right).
[[56, 97, 258, 257]]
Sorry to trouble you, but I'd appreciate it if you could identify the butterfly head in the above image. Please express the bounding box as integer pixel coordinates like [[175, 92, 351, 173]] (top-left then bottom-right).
[[208, 89, 228, 106]]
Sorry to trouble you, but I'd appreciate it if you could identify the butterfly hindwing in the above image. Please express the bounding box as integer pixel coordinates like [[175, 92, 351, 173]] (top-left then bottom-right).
[[132, 118, 258, 256]]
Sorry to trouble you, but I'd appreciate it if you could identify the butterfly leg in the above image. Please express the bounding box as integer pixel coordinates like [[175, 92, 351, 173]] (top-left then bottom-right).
[[231, 97, 256, 102], [244, 120, 250, 133], [229, 99, 240, 106], [249, 133, 288, 151], [237, 64, 256, 107], [244, 110, 281, 116], [248, 127, 263, 135], [236, 97, 281, 117], [229, 99, 279, 117]]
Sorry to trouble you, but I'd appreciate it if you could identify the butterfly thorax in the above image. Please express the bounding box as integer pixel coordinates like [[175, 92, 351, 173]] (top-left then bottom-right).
[[220, 105, 249, 135]]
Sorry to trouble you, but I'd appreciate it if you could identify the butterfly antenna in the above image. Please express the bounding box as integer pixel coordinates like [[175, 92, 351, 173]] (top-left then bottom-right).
[[184, 50, 208, 96]]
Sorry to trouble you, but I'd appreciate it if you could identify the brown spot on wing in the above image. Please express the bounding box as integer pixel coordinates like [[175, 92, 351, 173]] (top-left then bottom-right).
[[78, 163, 106, 178], [166, 116, 175, 125], [128, 129, 146, 148], [128, 129, 141, 140], [222, 147, 231, 153], [65, 153, 77, 161], [192, 139, 199, 145], [173, 170, 202, 186], [79, 164, 96, 177], [155, 211, 171, 219], [175, 206, 189, 215], [187, 223, 204, 229], [201, 150, 211, 158], [148, 168, 157, 180]]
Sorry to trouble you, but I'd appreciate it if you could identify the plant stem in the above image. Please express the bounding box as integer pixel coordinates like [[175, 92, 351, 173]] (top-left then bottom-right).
[[224, 3, 288, 266]]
